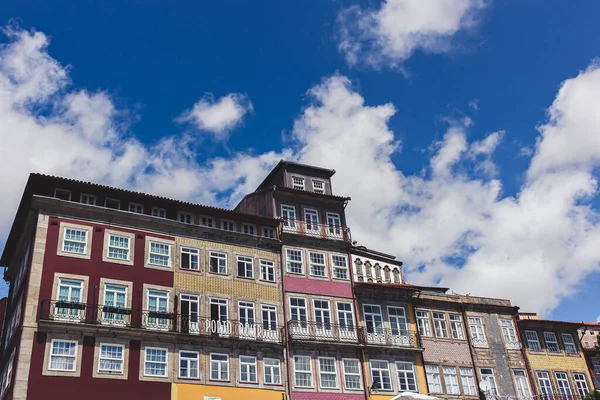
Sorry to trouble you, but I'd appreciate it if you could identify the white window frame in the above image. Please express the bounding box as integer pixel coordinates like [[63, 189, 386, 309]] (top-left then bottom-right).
[[468, 317, 486, 342], [61, 227, 89, 256], [105, 197, 120, 209], [209, 353, 229, 381], [544, 332, 560, 352], [480, 368, 498, 395], [200, 216, 214, 228], [102, 284, 128, 324], [237, 256, 254, 278], [292, 176, 305, 190], [180, 247, 199, 271], [443, 366, 460, 394], [304, 208, 320, 232], [286, 248, 303, 274], [432, 312, 449, 338], [573, 372, 590, 396], [221, 220, 236, 232], [309, 252, 327, 277], [449, 314, 465, 339], [312, 180, 324, 193], [263, 358, 281, 385], [129, 202, 144, 214], [331, 254, 349, 280], [397, 361, 417, 392], [513, 369, 532, 397], [238, 301, 255, 327], [561, 333, 578, 354], [525, 330, 541, 351], [239, 355, 258, 383], [261, 304, 278, 333], [342, 358, 362, 390], [293, 355, 314, 388], [555, 371, 573, 395], [54, 188, 71, 201], [336, 302, 354, 328], [370, 360, 392, 391], [425, 365, 442, 393], [178, 350, 199, 379], [500, 319, 518, 343], [326, 212, 342, 236], [289, 297, 307, 325], [318, 357, 339, 389], [261, 227, 275, 238], [281, 205, 297, 229], [143, 347, 168, 377], [242, 224, 256, 235], [537, 371, 554, 395], [416, 310, 432, 337], [178, 212, 194, 224], [260, 259, 275, 282], [107, 233, 131, 261], [460, 367, 477, 395], [151, 207, 166, 218], [147, 240, 171, 268], [98, 343, 125, 374], [209, 251, 227, 274], [80, 193, 96, 205], [146, 289, 169, 330], [48, 339, 78, 372]]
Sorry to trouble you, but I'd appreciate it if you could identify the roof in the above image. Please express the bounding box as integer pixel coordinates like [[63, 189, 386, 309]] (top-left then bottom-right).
[[274, 186, 350, 201], [256, 159, 336, 190], [1, 173, 281, 266], [516, 318, 586, 328], [354, 281, 449, 293]]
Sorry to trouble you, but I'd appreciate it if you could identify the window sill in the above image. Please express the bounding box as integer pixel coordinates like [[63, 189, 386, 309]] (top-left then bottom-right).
[[286, 271, 305, 276], [208, 271, 228, 277], [180, 267, 201, 273], [259, 279, 277, 284], [209, 379, 231, 383], [239, 381, 259, 385], [236, 276, 256, 281], [178, 376, 200, 380]]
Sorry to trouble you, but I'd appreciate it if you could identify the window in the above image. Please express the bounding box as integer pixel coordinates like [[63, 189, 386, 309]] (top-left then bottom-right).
[[103, 284, 127, 324], [263, 358, 281, 385], [178, 212, 193, 224], [294, 356, 313, 387], [107, 234, 130, 261], [147, 290, 169, 328], [242, 224, 255, 235], [397, 361, 417, 392], [237, 256, 254, 278], [292, 176, 305, 190], [460, 367, 476, 395], [260, 260, 275, 282], [371, 360, 392, 391], [425, 365, 442, 393], [148, 241, 170, 267], [304, 208, 319, 232], [262, 305, 278, 332], [500, 319, 517, 343], [562, 333, 578, 354], [56, 279, 83, 319], [281, 205, 296, 229], [98, 344, 124, 374], [180, 247, 199, 271], [221, 220, 235, 231], [343, 359, 362, 390], [337, 302, 354, 328], [210, 353, 229, 381], [416, 311, 432, 337], [239, 356, 257, 383], [209, 251, 227, 274], [449, 314, 465, 339], [555, 372, 572, 395], [179, 351, 199, 379], [363, 304, 384, 334], [261, 227, 275, 238], [54, 188, 71, 201], [432, 312, 449, 338], [80, 193, 96, 205], [573, 372, 590, 396], [290, 298, 307, 327], [374, 265, 382, 280], [49, 340, 77, 371], [313, 300, 331, 331], [313, 180, 324, 193], [443, 366, 460, 394], [388, 306, 408, 336], [544, 332, 560, 352], [392, 268, 401, 283], [525, 330, 541, 351], [62, 228, 88, 255], [286, 249, 303, 274], [151, 207, 166, 218], [318, 358, 338, 389], [513, 369, 532, 397], [129, 202, 143, 214], [105, 198, 120, 209], [332, 255, 349, 280], [210, 297, 228, 324], [468, 317, 486, 342], [309, 252, 326, 277], [326, 213, 342, 236], [537, 371, 554, 395], [200, 216, 214, 227], [238, 302, 255, 327], [480, 368, 498, 395]]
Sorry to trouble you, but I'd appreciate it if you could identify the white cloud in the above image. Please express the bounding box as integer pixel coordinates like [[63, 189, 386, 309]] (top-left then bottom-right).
[[337, 0, 487, 68], [179, 93, 253, 139], [2, 27, 600, 319]]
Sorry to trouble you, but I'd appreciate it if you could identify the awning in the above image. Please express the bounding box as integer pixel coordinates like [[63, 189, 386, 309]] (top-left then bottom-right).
[[390, 392, 441, 400]]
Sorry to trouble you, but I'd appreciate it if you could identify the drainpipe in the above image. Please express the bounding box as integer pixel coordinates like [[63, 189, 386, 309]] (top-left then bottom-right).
[[460, 304, 483, 399], [411, 292, 430, 395], [513, 310, 538, 397], [279, 239, 292, 400], [349, 248, 370, 400]]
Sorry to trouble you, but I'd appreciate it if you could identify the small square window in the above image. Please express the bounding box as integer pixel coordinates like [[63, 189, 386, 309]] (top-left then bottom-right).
[[221, 220, 236, 232], [178, 212, 193, 224], [313, 180, 324, 193], [261, 227, 276, 238], [200, 216, 214, 227], [242, 224, 255, 235], [144, 347, 168, 377], [151, 207, 166, 218], [105, 198, 120, 210], [49, 340, 78, 371], [292, 177, 305, 190], [80, 193, 96, 205], [54, 189, 71, 201], [129, 203, 144, 214], [98, 344, 124, 374]]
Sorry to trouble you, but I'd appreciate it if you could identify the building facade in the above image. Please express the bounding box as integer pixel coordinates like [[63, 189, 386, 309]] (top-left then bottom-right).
[[517, 317, 593, 398], [579, 322, 600, 390]]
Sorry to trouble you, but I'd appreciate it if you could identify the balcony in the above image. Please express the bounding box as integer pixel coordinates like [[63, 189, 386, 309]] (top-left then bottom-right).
[[287, 321, 361, 344], [282, 221, 351, 242], [363, 327, 421, 348], [39, 300, 284, 344]]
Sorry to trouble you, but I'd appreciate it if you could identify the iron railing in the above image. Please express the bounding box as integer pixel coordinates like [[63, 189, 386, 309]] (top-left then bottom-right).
[[39, 300, 284, 344], [362, 326, 421, 348], [487, 395, 593, 400], [282, 221, 351, 242], [287, 321, 362, 344]]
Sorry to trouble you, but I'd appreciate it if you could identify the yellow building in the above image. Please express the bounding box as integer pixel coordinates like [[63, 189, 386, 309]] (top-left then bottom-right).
[[517, 316, 593, 398]]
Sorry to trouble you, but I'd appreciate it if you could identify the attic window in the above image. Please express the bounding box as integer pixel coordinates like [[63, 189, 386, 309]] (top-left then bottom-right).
[[105, 198, 120, 210], [292, 177, 305, 190], [313, 180, 324, 194], [54, 189, 71, 201]]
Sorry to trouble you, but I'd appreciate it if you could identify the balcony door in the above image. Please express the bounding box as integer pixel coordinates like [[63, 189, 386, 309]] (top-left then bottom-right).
[[238, 301, 256, 339], [56, 279, 83, 321], [388, 306, 410, 345], [281, 205, 297, 230], [326, 212, 342, 237], [304, 208, 320, 233], [180, 294, 199, 334], [313, 300, 333, 339], [363, 304, 385, 344], [209, 298, 229, 336]]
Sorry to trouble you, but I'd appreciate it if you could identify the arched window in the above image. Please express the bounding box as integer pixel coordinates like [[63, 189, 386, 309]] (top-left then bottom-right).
[[358, 276, 364, 282], [392, 268, 401, 283], [384, 266, 391, 282], [354, 259, 363, 277], [374, 264, 382, 280], [365, 262, 372, 278]]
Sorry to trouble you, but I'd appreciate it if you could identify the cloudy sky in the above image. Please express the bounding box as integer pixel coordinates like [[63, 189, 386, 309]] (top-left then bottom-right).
[[1, 1, 600, 322]]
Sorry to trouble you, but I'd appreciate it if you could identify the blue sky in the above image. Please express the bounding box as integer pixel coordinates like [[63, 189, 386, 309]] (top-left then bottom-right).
[[1, 0, 599, 322]]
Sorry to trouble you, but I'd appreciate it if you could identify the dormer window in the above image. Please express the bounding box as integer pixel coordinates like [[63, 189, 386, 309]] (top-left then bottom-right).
[[80, 193, 96, 205], [292, 177, 305, 190], [105, 198, 120, 210], [313, 180, 324, 194], [129, 202, 144, 214], [54, 189, 71, 201], [200, 216, 214, 228], [178, 212, 194, 224]]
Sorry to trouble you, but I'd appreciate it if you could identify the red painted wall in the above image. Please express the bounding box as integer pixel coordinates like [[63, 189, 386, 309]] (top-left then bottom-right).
[[283, 276, 353, 298]]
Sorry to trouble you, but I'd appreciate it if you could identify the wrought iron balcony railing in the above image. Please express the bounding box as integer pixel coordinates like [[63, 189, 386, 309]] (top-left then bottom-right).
[[287, 321, 362, 344], [39, 300, 284, 344], [282, 221, 351, 242], [362, 326, 421, 348]]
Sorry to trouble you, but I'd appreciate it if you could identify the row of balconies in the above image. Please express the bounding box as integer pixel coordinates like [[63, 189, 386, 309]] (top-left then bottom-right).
[[39, 300, 421, 349], [281, 221, 351, 242]]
